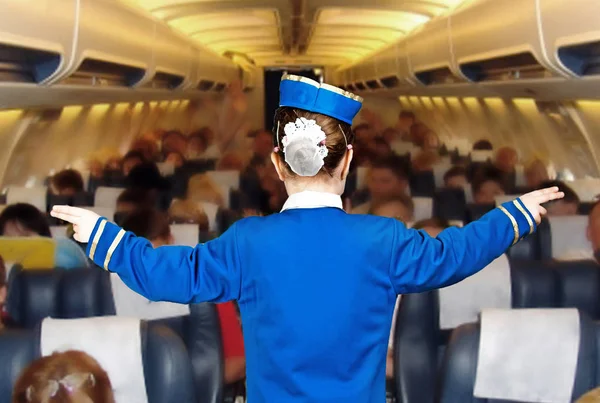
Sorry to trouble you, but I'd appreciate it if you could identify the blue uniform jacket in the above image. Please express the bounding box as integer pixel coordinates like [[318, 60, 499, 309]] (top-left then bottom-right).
[[85, 197, 535, 403]]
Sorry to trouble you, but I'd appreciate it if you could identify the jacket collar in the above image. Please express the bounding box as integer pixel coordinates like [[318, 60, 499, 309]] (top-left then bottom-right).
[[281, 191, 343, 212]]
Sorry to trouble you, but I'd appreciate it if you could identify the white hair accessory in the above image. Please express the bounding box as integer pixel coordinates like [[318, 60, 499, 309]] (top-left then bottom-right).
[[282, 117, 328, 176]]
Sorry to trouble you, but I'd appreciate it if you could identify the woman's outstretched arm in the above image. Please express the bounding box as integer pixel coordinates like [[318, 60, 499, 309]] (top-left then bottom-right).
[[389, 187, 564, 294], [51, 206, 241, 304]]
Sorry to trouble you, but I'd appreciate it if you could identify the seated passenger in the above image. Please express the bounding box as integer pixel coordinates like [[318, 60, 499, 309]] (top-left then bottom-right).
[[381, 127, 401, 145], [370, 194, 414, 223], [396, 111, 416, 140], [444, 166, 468, 189], [12, 350, 115, 403], [125, 163, 171, 199], [473, 139, 493, 150], [116, 189, 157, 217], [248, 130, 274, 169], [187, 174, 225, 207], [352, 156, 410, 214], [525, 158, 550, 190], [122, 208, 245, 384], [0, 204, 89, 270], [169, 199, 210, 232], [412, 149, 440, 172], [494, 146, 518, 175], [186, 129, 209, 160], [165, 151, 185, 169], [372, 137, 393, 160], [130, 138, 159, 163], [217, 152, 246, 171], [0, 254, 14, 330], [557, 200, 600, 262], [87, 159, 104, 181], [50, 169, 84, 197], [121, 150, 145, 177], [473, 174, 506, 205], [412, 217, 451, 238], [161, 130, 188, 157], [422, 131, 440, 151], [539, 180, 580, 216]]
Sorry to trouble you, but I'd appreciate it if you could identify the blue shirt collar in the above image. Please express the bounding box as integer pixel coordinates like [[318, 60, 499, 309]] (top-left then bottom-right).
[[281, 191, 343, 212]]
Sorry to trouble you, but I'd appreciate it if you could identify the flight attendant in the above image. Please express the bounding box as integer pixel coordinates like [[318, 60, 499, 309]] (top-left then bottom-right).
[[52, 74, 563, 403]]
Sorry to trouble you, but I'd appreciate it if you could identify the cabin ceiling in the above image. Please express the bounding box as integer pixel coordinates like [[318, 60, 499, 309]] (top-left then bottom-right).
[[124, 0, 465, 67]]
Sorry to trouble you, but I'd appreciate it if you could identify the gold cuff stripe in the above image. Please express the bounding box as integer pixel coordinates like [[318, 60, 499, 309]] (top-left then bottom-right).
[[88, 219, 107, 260], [513, 200, 534, 235], [499, 206, 519, 245], [104, 229, 126, 271]]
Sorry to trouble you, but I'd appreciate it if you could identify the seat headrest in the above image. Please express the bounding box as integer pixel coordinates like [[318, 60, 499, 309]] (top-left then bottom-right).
[[438, 254, 512, 329], [550, 216, 591, 259], [474, 308, 580, 403], [41, 317, 148, 403]]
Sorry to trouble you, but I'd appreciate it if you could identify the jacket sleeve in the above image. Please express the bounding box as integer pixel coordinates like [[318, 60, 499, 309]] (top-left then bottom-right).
[[85, 218, 241, 304], [389, 198, 536, 294]]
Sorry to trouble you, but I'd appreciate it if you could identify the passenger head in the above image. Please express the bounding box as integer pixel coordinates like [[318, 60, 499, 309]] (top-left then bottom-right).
[[104, 156, 121, 172], [0, 204, 51, 237], [422, 131, 440, 150], [165, 152, 185, 169], [539, 180, 579, 216], [187, 129, 209, 158], [587, 201, 600, 259], [412, 150, 440, 172], [353, 123, 375, 142], [217, 152, 245, 171], [409, 122, 429, 146], [116, 189, 156, 215], [473, 139, 493, 151], [367, 156, 409, 201], [412, 217, 451, 237], [130, 138, 158, 162], [12, 350, 115, 403], [121, 208, 173, 248], [525, 158, 549, 189], [126, 163, 168, 191], [50, 170, 84, 196], [372, 137, 392, 160], [187, 174, 225, 206], [169, 199, 210, 232], [87, 160, 104, 179], [121, 151, 145, 177], [473, 172, 506, 205], [253, 130, 273, 160], [494, 146, 518, 173], [272, 107, 354, 195], [370, 194, 414, 223], [381, 127, 401, 145], [161, 130, 188, 156], [397, 111, 416, 132], [0, 255, 6, 314], [444, 166, 468, 189]]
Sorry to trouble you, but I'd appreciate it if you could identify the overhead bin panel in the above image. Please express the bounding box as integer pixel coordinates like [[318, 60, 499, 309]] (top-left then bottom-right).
[[359, 59, 380, 90], [0, 0, 76, 84], [150, 24, 193, 90], [374, 42, 414, 91], [540, 0, 600, 78], [407, 17, 462, 87], [58, 0, 153, 87]]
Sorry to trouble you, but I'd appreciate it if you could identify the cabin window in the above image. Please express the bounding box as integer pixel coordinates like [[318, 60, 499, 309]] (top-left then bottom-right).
[[0, 43, 61, 83], [558, 41, 600, 77], [460, 52, 552, 82]]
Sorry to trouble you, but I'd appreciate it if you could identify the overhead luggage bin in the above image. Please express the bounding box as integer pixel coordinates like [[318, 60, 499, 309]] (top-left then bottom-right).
[[450, 0, 570, 99], [0, 0, 77, 84], [538, 0, 600, 100], [407, 16, 466, 96], [148, 23, 194, 90], [359, 59, 381, 91], [57, 0, 154, 88], [373, 41, 415, 93]]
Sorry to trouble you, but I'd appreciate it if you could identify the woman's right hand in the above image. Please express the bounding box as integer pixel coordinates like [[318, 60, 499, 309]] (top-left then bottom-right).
[[519, 186, 565, 224], [50, 206, 100, 243]]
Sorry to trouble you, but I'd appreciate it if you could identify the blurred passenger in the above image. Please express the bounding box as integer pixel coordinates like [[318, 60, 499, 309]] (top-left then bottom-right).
[[104, 156, 122, 172], [473, 139, 493, 151], [187, 174, 225, 206], [169, 199, 210, 232], [121, 150, 145, 177], [161, 130, 188, 156], [352, 156, 410, 214], [372, 137, 393, 160], [397, 111, 416, 140], [539, 180, 580, 216], [187, 129, 209, 160], [130, 138, 159, 162], [121, 208, 173, 248], [50, 169, 84, 196], [381, 127, 401, 145], [87, 160, 104, 180], [258, 167, 288, 214], [217, 152, 246, 171], [353, 123, 376, 143], [0, 204, 89, 269], [473, 174, 506, 205], [0, 255, 13, 330], [165, 151, 185, 169], [249, 130, 274, 169], [444, 166, 468, 189], [370, 194, 414, 223], [412, 218, 451, 238], [556, 200, 600, 262], [408, 122, 429, 147], [115, 189, 157, 216], [125, 163, 170, 195], [12, 350, 115, 403], [122, 208, 245, 383], [525, 158, 550, 190], [422, 131, 440, 151], [412, 150, 441, 172], [494, 146, 518, 174]]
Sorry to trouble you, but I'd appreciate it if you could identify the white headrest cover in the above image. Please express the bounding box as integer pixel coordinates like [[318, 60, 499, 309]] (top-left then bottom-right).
[[412, 197, 433, 221], [94, 187, 125, 208], [41, 317, 148, 403], [110, 274, 190, 320], [474, 308, 579, 403], [7, 186, 47, 212], [550, 216, 591, 259], [439, 254, 511, 330]]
